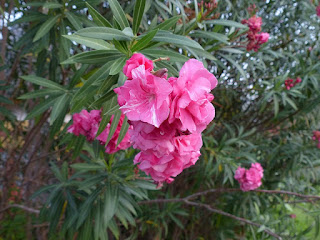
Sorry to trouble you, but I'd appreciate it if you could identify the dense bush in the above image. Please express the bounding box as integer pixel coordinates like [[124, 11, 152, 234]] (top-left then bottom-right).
[[1, 0, 320, 239]]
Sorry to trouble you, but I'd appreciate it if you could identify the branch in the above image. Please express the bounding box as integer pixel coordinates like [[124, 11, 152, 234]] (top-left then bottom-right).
[[140, 188, 320, 239], [184, 188, 320, 200], [0, 204, 40, 214], [185, 200, 282, 240], [139, 197, 282, 239]]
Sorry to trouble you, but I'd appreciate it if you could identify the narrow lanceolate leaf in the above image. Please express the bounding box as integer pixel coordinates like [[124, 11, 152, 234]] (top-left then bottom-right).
[[152, 30, 203, 50], [116, 116, 129, 145], [103, 183, 119, 225], [155, 15, 181, 30], [43, 2, 62, 9], [33, 14, 61, 42], [61, 50, 122, 65], [63, 34, 113, 50], [86, 2, 112, 27], [65, 12, 82, 30], [132, 29, 158, 52], [191, 30, 229, 44], [73, 62, 112, 101], [26, 97, 60, 119], [218, 53, 247, 80], [132, 0, 146, 34], [204, 19, 247, 29], [21, 75, 66, 91], [107, 0, 129, 29], [76, 27, 132, 41], [50, 94, 70, 125], [141, 48, 189, 62], [110, 57, 126, 75], [105, 110, 121, 146]]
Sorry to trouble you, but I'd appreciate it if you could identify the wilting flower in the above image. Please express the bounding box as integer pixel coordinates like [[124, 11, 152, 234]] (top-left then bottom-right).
[[247, 15, 262, 33], [123, 53, 153, 80], [235, 163, 264, 191], [317, 4, 320, 17], [114, 65, 172, 127]]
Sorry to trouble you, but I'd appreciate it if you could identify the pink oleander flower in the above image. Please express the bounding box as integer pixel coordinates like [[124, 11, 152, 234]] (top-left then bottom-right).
[[129, 120, 178, 157], [114, 65, 172, 127], [96, 114, 132, 154], [134, 145, 201, 184], [123, 53, 153, 79], [234, 163, 264, 191], [312, 131, 320, 149], [247, 15, 262, 33], [317, 4, 320, 17], [68, 109, 101, 141], [168, 59, 218, 133], [257, 32, 269, 44], [285, 77, 301, 90]]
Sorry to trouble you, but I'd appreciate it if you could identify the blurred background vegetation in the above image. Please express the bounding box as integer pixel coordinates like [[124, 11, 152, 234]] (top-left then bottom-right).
[[1, 0, 320, 239]]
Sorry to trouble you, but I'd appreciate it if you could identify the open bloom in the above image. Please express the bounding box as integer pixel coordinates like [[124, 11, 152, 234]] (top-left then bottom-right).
[[247, 15, 262, 33], [114, 65, 172, 127], [67, 109, 101, 141], [169, 59, 217, 133], [235, 163, 264, 191], [123, 53, 153, 79]]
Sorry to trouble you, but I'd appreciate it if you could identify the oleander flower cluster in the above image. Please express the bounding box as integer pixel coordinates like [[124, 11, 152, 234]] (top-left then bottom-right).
[[114, 53, 218, 184], [312, 131, 320, 149], [284, 77, 301, 90], [234, 163, 264, 191], [242, 15, 269, 52], [68, 110, 131, 154]]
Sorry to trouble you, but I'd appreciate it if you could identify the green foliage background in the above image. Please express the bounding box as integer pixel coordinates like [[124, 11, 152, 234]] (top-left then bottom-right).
[[1, 0, 320, 239]]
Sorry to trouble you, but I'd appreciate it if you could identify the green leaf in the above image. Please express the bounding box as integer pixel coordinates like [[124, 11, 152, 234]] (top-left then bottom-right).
[[71, 163, 103, 171], [141, 48, 189, 62], [86, 2, 112, 27], [43, 2, 62, 9], [132, 0, 146, 34], [21, 75, 66, 91], [218, 53, 247, 80], [204, 19, 247, 29], [107, 0, 129, 29], [132, 29, 158, 52], [76, 27, 132, 41], [152, 30, 203, 50], [105, 110, 121, 146], [103, 183, 119, 225], [273, 94, 279, 116], [116, 116, 129, 145], [191, 30, 229, 44], [8, 13, 47, 26], [155, 15, 181, 30], [50, 94, 70, 125], [63, 34, 112, 50], [112, 39, 128, 54], [77, 187, 102, 228], [65, 12, 82, 30], [33, 14, 61, 42], [61, 50, 123, 64], [73, 62, 112, 101], [26, 97, 59, 119], [110, 57, 126, 75]]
